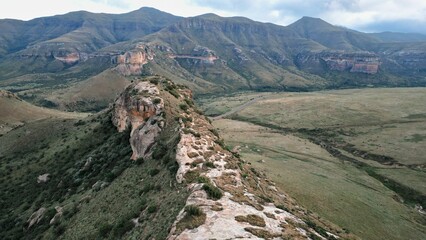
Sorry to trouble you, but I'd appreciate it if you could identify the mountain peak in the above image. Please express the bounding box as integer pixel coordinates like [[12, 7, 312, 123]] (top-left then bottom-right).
[[290, 16, 335, 30]]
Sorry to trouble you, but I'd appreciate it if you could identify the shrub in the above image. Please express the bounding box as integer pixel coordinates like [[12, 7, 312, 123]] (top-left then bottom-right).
[[209, 128, 219, 137], [204, 162, 215, 168], [152, 144, 167, 160], [152, 98, 162, 104], [148, 169, 160, 176], [98, 223, 113, 237], [179, 103, 189, 111], [196, 176, 210, 184], [147, 205, 157, 214], [202, 183, 223, 200], [112, 219, 133, 237], [149, 78, 159, 85], [184, 98, 194, 107], [135, 157, 144, 165], [185, 205, 203, 216]]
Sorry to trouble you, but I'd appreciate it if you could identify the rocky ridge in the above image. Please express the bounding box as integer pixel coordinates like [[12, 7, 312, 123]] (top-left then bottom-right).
[[112, 76, 355, 239]]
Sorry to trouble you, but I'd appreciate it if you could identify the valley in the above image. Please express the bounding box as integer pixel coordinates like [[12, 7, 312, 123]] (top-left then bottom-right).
[[199, 87, 426, 240], [0, 6, 425, 240]]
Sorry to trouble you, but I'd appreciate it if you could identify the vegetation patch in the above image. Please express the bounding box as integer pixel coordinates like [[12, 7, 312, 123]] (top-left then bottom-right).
[[176, 205, 206, 233], [202, 182, 223, 200], [235, 214, 266, 227], [244, 227, 281, 239]]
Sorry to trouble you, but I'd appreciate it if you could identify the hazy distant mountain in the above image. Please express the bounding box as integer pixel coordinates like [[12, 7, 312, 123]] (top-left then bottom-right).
[[0, 7, 181, 57], [370, 32, 426, 42], [0, 7, 425, 107]]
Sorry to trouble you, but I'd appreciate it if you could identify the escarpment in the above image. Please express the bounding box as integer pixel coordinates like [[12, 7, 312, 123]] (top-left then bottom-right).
[[112, 76, 356, 239]]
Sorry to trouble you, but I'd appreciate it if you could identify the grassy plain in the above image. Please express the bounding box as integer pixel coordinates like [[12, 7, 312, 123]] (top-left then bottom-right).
[[0, 92, 87, 134], [201, 88, 426, 240]]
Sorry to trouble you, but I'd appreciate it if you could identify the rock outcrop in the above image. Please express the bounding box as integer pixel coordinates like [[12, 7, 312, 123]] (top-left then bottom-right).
[[27, 208, 46, 229], [0, 90, 20, 100], [112, 80, 164, 160], [37, 173, 50, 183], [296, 51, 380, 74], [112, 77, 351, 239], [113, 45, 154, 76]]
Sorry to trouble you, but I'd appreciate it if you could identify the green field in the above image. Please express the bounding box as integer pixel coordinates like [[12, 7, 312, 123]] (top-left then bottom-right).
[[200, 88, 426, 240]]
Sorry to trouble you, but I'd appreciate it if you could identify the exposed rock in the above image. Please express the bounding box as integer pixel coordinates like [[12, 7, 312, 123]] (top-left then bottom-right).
[[54, 52, 81, 64], [82, 157, 93, 171], [37, 173, 50, 183], [112, 76, 349, 239], [112, 81, 164, 160], [114, 45, 154, 76], [0, 90, 21, 100], [168, 93, 324, 240], [296, 51, 380, 74], [27, 208, 46, 229], [49, 206, 63, 225], [92, 180, 109, 191]]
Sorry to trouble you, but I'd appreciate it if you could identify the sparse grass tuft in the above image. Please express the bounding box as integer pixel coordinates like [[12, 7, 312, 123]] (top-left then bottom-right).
[[235, 214, 266, 227]]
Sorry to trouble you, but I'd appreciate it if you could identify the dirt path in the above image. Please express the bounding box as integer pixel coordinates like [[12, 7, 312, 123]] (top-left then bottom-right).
[[210, 95, 266, 120]]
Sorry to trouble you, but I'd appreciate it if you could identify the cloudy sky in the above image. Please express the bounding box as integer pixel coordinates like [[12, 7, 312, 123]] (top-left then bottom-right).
[[0, 0, 425, 33]]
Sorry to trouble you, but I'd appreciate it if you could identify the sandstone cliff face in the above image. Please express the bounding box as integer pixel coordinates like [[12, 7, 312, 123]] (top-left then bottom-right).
[[296, 51, 380, 74], [112, 81, 164, 160], [112, 78, 349, 239], [113, 45, 154, 76]]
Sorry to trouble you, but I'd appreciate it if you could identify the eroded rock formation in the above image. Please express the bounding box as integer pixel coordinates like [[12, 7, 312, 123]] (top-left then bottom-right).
[[296, 51, 380, 74], [112, 77, 350, 239], [114, 45, 154, 76], [112, 81, 164, 160]]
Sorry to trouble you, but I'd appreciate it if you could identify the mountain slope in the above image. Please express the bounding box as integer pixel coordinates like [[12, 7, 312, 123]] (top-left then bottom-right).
[[0, 90, 86, 134], [0, 76, 356, 239], [0, 7, 181, 79], [370, 32, 426, 42], [287, 17, 381, 50], [0, 8, 425, 109]]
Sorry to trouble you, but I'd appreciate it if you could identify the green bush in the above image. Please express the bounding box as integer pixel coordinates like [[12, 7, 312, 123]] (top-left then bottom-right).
[[204, 162, 215, 168], [185, 205, 203, 216], [149, 78, 159, 85], [98, 223, 113, 237], [197, 176, 210, 184], [149, 169, 160, 176], [147, 205, 157, 214], [153, 98, 162, 104], [112, 219, 133, 237], [202, 183, 223, 200], [179, 103, 189, 111]]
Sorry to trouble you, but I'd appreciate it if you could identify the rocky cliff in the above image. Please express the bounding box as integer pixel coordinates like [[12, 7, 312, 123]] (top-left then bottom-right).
[[111, 76, 355, 239], [296, 51, 380, 74], [113, 45, 154, 76]]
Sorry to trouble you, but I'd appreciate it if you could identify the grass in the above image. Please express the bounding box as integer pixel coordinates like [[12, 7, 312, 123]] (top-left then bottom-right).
[[210, 101, 426, 240], [0, 91, 87, 135], [0, 86, 190, 240], [235, 214, 266, 227], [175, 205, 206, 233]]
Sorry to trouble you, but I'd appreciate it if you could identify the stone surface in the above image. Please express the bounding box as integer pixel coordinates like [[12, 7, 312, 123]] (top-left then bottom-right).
[[49, 206, 63, 225], [114, 45, 154, 76], [27, 207, 46, 229], [112, 81, 164, 160], [37, 173, 50, 183]]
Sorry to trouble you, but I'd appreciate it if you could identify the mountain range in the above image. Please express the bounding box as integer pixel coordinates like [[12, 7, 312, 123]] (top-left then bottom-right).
[[0, 7, 425, 110], [1, 7, 425, 240]]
